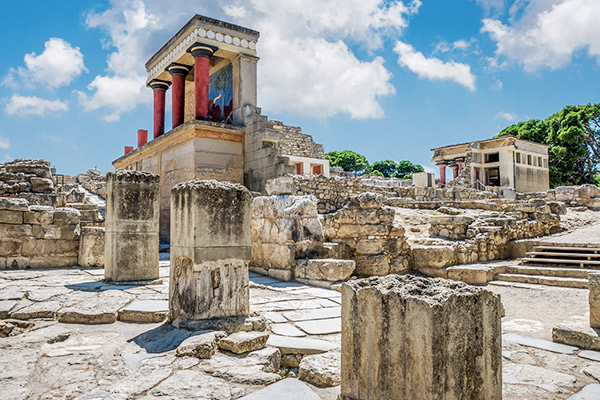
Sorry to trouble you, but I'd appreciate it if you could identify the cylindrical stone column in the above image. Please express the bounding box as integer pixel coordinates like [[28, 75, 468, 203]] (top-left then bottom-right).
[[187, 43, 217, 120], [124, 146, 134, 155], [137, 129, 148, 147], [169, 180, 251, 326], [105, 171, 160, 282], [437, 163, 447, 187], [451, 164, 459, 179], [341, 275, 502, 400], [149, 79, 170, 139], [166, 63, 192, 129]]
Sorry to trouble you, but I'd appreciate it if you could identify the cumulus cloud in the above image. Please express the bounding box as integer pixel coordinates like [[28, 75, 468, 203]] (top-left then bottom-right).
[[4, 94, 68, 116], [0, 135, 10, 150], [81, 0, 417, 121], [394, 41, 476, 91], [3, 38, 87, 89], [494, 111, 517, 121], [482, 0, 600, 72]]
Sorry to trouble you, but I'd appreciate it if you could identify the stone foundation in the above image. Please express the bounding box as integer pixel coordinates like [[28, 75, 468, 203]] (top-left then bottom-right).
[[590, 273, 600, 328], [78, 227, 105, 268], [105, 170, 159, 281], [341, 275, 502, 400], [170, 180, 251, 325]]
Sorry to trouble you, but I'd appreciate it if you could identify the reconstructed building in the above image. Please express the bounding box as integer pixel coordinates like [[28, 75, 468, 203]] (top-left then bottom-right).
[[112, 15, 329, 238], [431, 136, 549, 192]]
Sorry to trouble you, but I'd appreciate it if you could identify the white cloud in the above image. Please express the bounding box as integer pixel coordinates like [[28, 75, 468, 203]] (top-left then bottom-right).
[[482, 0, 600, 72], [3, 38, 87, 89], [0, 135, 9, 150], [474, 0, 507, 15], [494, 111, 517, 121], [4, 94, 68, 116], [81, 0, 417, 121], [394, 41, 477, 91]]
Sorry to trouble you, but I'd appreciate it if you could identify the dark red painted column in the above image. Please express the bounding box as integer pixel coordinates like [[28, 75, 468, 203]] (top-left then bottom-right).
[[438, 163, 447, 187], [451, 164, 459, 179], [187, 43, 217, 120], [124, 146, 134, 155], [148, 79, 170, 139], [137, 129, 148, 147], [166, 63, 191, 129]]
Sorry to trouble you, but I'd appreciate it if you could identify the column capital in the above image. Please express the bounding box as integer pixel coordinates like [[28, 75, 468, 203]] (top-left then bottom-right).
[[436, 163, 448, 168], [166, 62, 193, 76], [148, 79, 171, 90], [187, 42, 218, 58]]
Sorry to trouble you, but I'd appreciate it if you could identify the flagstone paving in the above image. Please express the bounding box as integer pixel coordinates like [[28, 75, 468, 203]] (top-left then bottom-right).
[[0, 264, 600, 399]]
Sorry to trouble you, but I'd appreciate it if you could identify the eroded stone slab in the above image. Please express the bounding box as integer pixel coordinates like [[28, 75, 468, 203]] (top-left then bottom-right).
[[198, 347, 282, 385], [144, 369, 245, 399], [299, 351, 341, 387], [118, 300, 168, 323], [267, 335, 338, 355], [504, 333, 578, 354], [218, 331, 269, 354], [176, 331, 225, 359], [296, 318, 341, 335], [270, 323, 306, 337], [579, 350, 600, 362], [283, 307, 341, 322], [568, 384, 600, 400], [239, 378, 320, 400], [0, 300, 17, 318]]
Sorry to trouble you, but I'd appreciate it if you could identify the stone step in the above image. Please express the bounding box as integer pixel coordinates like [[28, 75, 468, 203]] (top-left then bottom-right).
[[505, 265, 597, 278], [526, 251, 600, 259], [495, 273, 588, 288], [533, 245, 600, 253], [519, 257, 600, 266]]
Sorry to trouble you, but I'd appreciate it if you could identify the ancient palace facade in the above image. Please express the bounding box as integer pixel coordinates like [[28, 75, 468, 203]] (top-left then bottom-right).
[[112, 15, 329, 238]]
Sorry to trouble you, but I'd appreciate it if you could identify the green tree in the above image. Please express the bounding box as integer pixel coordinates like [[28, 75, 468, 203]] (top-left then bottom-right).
[[395, 160, 424, 177], [595, 174, 600, 187], [497, 104, 600, 187], [367, 160, 398, 177], [325, 150, 368, 174]]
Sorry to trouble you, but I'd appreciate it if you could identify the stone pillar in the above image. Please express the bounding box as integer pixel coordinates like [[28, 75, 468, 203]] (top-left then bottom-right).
[[169, 180, 251, 325], [187, 43, 217, 120], [341, 275, 502, 400], [167, 63, 191, 129], [437, 163, 447, 187], [149, 79, 170, 139], [105, 170, 160, 282], [457, 160, 464, 174], [589, 272, 600, 328], [137, 129, 148, 147], [451, 164, 459, 179]]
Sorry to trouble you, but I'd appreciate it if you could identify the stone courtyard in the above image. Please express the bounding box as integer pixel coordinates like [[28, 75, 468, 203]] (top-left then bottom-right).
[[2, 261, 600, 399]]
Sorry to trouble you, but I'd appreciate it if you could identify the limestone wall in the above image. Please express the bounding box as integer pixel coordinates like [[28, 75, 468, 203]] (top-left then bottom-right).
[[0, 197, 80, 268], [516, 184, 600, 210], [0, 159, 57, 206], [322, 193, 410, 276], [270, 121, 325, 159]]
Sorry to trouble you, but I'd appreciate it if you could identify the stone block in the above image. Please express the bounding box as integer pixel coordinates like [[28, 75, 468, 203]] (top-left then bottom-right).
[[24, 206, 54, 225], [412, 245, 456, 269], [30, 177, 54, 193], [0, 210, 23, 225], [341, 275, 502, 400], [21, 239, 78, 257], [589, 273, 600, 328], [176, 331, 226, 358], [295, 259, 355, 281], [218, 331, 269, 354], [105, 170, 159, 282], [170, 180, 251, 324], [0, 197, 29, 212], [0, 239, 22, 257], [78, 227, 105, 267], [265, 176, 297, 195]]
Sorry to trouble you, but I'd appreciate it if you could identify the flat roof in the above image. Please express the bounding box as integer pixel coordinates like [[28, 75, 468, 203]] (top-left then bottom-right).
[[145, 14, 260, 69], [430, 135, 549, 152]]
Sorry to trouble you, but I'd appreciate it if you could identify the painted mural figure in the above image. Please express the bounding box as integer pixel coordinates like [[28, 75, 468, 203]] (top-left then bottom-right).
[[208, 63, 233, 124]]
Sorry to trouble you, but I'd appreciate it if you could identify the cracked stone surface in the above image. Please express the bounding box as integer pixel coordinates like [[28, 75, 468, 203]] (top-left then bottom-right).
[[0, 266, 599, 399]]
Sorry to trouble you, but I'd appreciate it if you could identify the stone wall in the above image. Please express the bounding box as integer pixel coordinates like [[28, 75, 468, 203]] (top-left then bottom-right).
[[76, 169, 106, 199], [322, 193, 410, 276], [516, 184, 600, 210], [251, 195, 324, 281], [0, 197, 80, 268], [291, 174, 497, 213], [270, 121, 325, 159], [0, 159, 57, 206]]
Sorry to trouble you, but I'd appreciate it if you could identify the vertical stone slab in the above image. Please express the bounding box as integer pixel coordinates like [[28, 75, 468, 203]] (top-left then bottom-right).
[[170, 180, 251, 325], [341, 275, 502, 400], [105, 171, 159, 281], [589, 272, 600, 328]]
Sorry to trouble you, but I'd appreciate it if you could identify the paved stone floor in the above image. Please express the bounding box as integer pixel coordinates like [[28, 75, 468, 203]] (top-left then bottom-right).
[[1, 262, 600, 399]]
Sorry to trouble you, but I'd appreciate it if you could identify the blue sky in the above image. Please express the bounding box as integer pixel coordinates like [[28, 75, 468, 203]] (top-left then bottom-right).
[[1, 0, 599, 175]]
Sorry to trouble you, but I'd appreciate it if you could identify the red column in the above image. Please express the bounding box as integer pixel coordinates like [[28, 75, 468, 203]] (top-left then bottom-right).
[[451, 164, 459, 179], [187, 43, 217, 120], [124, 146, 134, 155], [438, 163, 447, 187], [167, 63, 191, 129], [148, 80, 170, 139], [137, 129, 148, 147], [457, 161, 464, 174]]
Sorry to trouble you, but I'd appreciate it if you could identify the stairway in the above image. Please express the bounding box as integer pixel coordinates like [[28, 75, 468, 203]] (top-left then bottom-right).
[[495, 245, 600, 288]]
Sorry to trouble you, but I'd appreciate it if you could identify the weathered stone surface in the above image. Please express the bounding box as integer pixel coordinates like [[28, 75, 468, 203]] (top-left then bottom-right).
[[30, 177, 54, 193], [412, 245, 456, 268], [0, 210, 23, 225], [170, 180, 251, 324], [296, 318, 341, 335], [504, 333, 577, 354], [0, 300, 17, 318], [265, 176, 297, 195], [78, 227, 105, 268], [239, 378, 321, 400], [218, 331, 269, 354], [299, 351, 341, 387], [568, 384, 600, 399], [0, 197, 29, 212], [200, 347, 282, 385], [176, 331, 226, 358], [145, 369, 245, 399], [57, 292, 131, 324], [267, 334, 338, 355], [341, 275, 502, 400], [553, 316, 600, 351], [118, 300, 168, 323], [10, 301, 61, 320], [270, 323, 306, 337], [589, 272, 600, 328], [105, 170, 159, 282], [295, 259, 355, 282]]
